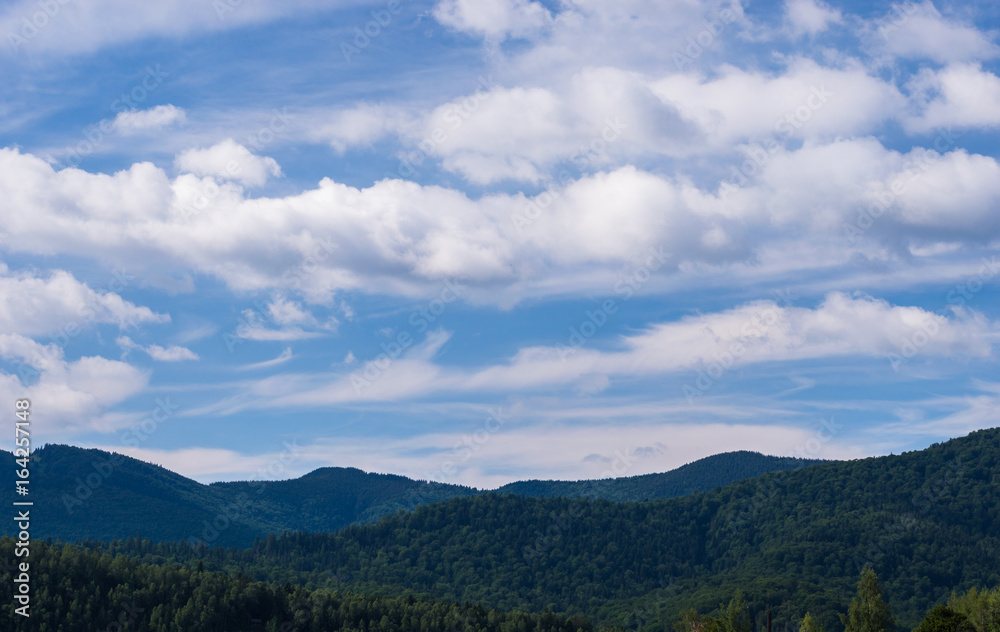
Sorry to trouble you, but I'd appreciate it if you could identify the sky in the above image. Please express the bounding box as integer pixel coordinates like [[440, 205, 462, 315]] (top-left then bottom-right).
[[0, 0, 998, 489]]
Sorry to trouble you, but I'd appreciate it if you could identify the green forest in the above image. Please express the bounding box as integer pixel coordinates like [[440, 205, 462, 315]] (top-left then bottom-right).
[[3, 428, 998, 631], [0, 538, 997, 632]]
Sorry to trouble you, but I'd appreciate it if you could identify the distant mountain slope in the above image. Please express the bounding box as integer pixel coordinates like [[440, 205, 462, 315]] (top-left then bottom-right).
[[0, 445, 476, 546], [210, 466, 479, 533], [3, 444, 265, 545], [0, 444, 823, 546], [494, 451, 822, 501], [96, 428, 1000, 632]]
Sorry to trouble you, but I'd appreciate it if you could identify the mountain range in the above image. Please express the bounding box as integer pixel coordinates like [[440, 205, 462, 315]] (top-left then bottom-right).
[[28, 428, 999, 632], [0, 444, 819, 546]]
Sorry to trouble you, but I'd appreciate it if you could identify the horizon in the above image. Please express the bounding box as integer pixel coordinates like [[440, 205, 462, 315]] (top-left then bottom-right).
[[1, 0, 998, 488], [16, 430, 976, 488]]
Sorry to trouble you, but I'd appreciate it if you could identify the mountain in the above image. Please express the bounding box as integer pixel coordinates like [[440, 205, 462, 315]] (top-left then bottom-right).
[[89, 428, 1000, 632], [0, 444, 819, 546], [209, 465, 479, 533], [493, 451, 822, 501]]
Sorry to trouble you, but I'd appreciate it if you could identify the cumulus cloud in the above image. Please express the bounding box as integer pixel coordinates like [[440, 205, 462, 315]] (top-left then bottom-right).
[[231, 296, 336, 343], [0, 264, 168, 336], [433, 0, 552, 40], [314, 104, 413, 153], [906, 64, 1000, 133], [327, 60, 908, 183], [651, 59, 905, 143], [1, 139, 1000, 308], [112, 105, 186, 134], [0, 334, 148, 433], [174, 139, 282, 187], [785, 0, 842, 36], [267, 295, 320, 327], [871, 1, 1000, 63]]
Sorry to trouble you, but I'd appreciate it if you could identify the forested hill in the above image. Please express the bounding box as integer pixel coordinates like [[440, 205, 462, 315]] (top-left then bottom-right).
[[0, 538, 593, 632], [93, 428, 1000, 632], [0, 444, 820, 545], [493, 451, 822, 500]]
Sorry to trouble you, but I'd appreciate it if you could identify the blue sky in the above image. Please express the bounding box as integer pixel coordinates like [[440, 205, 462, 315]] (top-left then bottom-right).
[[0, 0, 998, 487]]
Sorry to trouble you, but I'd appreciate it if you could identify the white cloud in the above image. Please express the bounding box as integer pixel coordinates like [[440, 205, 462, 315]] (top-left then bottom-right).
[[267, 295, 318, 327], [329, 61, 905, 183], [86, 444, 302, 481], [112, 105, 186, 134], [117, 335, 199, 361], [0, 0, 358, 56], [0, 264, 168, 336], [452, 293, 996, 394], [433, 0, 552, 40], [314, 103, 413, 153], [0, 334, 148, 434], [651, 59, 905, 143], [250, 293, 998, 408], [92, 420, 862, 487], [906, 64, 1000, 133], [239, 347, 293, 371], [785, 0, 842, 36], [174, 139, 282, 187], [872, 1, 1000, 63], [241, 327, 325, 342], [1, 139, 999, 308]]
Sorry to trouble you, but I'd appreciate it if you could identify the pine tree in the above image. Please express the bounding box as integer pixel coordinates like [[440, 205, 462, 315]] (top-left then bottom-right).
[[841, 568, 894, 632], [801, 612, 825, 632], [721, 590, 752, 632]]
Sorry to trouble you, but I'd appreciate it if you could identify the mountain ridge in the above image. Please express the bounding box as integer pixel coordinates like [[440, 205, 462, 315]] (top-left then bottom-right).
[[1, 443, 824, 545], [90, 427, 999, 632]]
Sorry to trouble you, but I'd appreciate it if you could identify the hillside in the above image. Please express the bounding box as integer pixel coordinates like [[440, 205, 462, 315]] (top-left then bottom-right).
[[0, 538, 593, 632], [0, 444, 818, 546], [92, 428, 1000, 632], [494, 451, 822, 501]]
